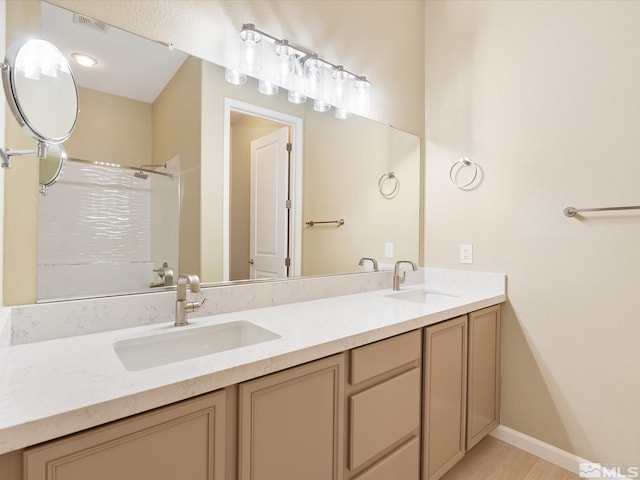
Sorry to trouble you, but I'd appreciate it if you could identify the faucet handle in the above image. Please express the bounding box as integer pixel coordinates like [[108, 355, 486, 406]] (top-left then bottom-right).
[[186, 297, 206, 314]]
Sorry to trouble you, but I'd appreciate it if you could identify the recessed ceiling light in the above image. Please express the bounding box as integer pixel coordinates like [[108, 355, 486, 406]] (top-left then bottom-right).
[[71, 52, 98, 67]]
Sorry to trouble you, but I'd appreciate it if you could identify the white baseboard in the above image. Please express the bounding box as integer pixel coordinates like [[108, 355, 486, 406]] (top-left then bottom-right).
[[490, 425, 631, 479]]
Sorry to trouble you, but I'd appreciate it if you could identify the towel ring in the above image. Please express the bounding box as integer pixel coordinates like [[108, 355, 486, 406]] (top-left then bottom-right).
[[378, 172, 400, 198], [449, 157, 478, 189]]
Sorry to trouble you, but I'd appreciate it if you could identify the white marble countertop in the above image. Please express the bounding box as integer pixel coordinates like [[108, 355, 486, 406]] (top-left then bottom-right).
[[0, 269, 505, 454]]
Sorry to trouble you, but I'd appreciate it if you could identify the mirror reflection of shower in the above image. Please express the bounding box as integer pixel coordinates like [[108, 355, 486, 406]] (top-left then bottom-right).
[[135, 162, 171, 180], [36, 156, 180, 301]]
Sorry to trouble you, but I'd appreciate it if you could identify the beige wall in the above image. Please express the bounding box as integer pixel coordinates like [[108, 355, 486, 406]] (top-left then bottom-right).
[[152, 56, 202, 277], [0, 1, 5, 306], [66, 87, 152, 166], [303, 112, 420, 275], [425, 0, 640, 465], [3, 0, 39, 305]]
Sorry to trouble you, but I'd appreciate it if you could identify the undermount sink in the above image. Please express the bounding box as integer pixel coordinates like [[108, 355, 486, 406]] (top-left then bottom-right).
[[385, 289, 458, 305], [114, 321, 281, 371]]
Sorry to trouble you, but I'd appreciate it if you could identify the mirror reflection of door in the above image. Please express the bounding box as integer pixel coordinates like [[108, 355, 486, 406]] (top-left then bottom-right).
[[229, 114, 292, 280], [250, 127, 290, 279]]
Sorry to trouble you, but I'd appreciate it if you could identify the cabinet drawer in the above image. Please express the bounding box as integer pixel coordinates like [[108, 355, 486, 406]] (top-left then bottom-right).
[[350, 330, 421, 385], [353, 437, 419, 480], [349, 367, 421, 470]]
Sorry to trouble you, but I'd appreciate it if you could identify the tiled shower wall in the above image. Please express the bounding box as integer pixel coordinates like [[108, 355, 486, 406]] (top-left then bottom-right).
[[37, 158, 179, 301]]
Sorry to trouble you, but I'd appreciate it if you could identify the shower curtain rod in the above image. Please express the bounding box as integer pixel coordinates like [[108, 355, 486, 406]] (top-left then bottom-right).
[[68, 157, 174, 179]]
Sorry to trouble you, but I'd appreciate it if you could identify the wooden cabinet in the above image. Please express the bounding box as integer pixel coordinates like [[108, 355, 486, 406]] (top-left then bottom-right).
[[467, 305, 501, 450], [347, 330, 422, 480], [422, 305, 502, 480], [423, 315, 468, 480], [238, 354, 345, 480], [23, 390, 228, 480], [6, 304, 501, 480]]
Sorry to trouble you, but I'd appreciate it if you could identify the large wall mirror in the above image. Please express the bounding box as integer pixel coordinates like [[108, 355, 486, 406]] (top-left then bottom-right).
[[8, 1, 421, 302]]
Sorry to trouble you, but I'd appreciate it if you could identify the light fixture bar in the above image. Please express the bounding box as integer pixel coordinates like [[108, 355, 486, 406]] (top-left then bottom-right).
[[240, 23, 369, 85], [228, 23, 371, 117]]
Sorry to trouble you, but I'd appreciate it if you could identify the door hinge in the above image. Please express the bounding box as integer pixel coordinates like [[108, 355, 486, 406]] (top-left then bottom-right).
[[286, 142, 292, 152], [285, 199, 292, 209], [285, 257, 291, 267]]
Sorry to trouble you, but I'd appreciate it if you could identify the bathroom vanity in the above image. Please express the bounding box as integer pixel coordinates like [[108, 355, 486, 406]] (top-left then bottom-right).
[[0, 268, 505, 480]]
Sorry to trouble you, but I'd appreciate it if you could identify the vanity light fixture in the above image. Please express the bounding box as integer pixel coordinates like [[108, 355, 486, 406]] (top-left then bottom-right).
[[71, 52, 98, 68], [225, 23, 371, 119]]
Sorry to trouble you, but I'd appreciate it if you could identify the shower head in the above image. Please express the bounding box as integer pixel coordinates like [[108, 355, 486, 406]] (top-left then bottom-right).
[[134, 170, 149, 180]]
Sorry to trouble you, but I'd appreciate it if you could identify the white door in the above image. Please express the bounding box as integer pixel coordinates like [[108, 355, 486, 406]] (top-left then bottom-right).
[[249, 127, 290, 279]]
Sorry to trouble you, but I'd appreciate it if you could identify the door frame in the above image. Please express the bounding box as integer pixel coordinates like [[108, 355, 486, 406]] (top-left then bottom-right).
[[223, 97, 303, 281]]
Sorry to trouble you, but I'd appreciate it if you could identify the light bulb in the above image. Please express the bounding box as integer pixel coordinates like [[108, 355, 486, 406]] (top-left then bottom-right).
[[71, 53, 98, 68], [239, 24, 262, 73], [352, 76, 371, 111], [304, 54, 322, 97], [332, 66, 350, 108]]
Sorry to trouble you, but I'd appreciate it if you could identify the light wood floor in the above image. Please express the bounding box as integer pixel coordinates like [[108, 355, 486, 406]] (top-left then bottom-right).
[[440, 436, 581, 480]]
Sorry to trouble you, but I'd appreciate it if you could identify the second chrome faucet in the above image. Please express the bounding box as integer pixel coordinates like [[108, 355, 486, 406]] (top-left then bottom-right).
[[393, 260, 418, 291], [175, 274, 205, 326]]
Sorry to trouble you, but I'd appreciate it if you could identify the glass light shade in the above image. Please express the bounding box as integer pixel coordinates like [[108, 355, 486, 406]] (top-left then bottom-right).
[[275, 39, 293, 58], [224, 68, 247, 85], [240, 25, 262, 46], [352, 76, 371, 111], [304, 55, 323, 97], [240, 42, 261, 73], [334, 107, 352, 120], [331, 66, 350, 108], [258, 80, 279, 95], [287, 90, 307, 104], [240, 25, 262, 73], [313, 99, 331, 112]]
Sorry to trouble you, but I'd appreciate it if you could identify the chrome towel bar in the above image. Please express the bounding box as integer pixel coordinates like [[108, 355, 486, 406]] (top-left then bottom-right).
[[305, 219, 344, 227], [563, 205, 640, 217]]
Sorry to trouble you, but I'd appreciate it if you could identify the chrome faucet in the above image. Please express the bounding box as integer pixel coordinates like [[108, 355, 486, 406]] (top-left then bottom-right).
[[175, 274, 205, 326], [150, 262, 174, 287], [393, 260, 418, 291], [358, 257, 379, 271]]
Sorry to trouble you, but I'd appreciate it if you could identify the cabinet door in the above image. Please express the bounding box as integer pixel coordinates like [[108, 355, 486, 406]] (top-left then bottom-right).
[[238, 354, 345, 480], [24, 390, 227, 480], [467, 305, 501, 450], [423, 316, 468, 480]]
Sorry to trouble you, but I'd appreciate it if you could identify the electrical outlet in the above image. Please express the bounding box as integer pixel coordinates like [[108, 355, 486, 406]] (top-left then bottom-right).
[[384, 242, 394, 259], [460, 244, 473, 264]]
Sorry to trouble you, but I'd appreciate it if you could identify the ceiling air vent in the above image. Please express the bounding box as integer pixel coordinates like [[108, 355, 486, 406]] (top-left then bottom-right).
[[72, 13, 110, 34]]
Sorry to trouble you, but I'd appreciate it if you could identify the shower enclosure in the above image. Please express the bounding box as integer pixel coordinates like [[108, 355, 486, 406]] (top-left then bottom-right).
[[37, 156, 180, 301]]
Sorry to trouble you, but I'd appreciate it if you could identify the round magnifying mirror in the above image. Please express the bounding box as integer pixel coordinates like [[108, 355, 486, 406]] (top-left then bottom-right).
[[2, 38, 78, 144], [39, 143, 67, 195]]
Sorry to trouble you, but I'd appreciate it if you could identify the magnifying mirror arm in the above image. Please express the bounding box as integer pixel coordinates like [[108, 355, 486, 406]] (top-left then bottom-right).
[[0, 141, 49, 169]]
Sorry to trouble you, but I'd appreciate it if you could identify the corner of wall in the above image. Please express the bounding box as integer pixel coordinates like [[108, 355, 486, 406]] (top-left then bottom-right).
[[0, 0, 7, 307]]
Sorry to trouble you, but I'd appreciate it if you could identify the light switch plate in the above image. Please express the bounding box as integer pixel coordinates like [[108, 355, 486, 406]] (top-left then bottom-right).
[[460, 244, 473, 264], [384, 242, 394, 259]]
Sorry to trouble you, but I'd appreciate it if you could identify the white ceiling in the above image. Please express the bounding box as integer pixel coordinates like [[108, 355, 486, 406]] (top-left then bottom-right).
[[40, 2, 189, 104]]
